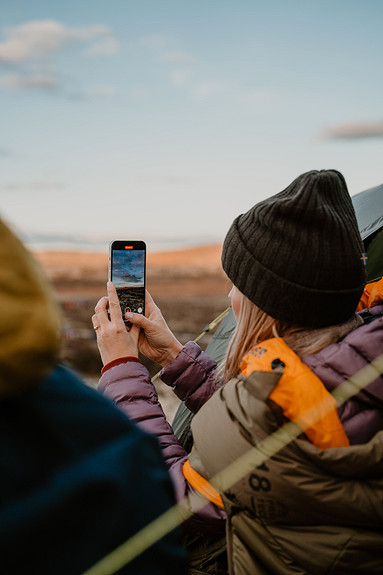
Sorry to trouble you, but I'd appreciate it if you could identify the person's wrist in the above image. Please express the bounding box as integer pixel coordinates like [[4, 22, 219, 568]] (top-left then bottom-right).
[[101, 356, 141, 375], [101, 349, 139, 366], [161, 340, 183, 367]]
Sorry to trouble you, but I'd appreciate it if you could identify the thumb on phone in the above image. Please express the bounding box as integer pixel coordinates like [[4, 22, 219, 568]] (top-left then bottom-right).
[[125, 306, 182, 367], [124, 310, 146, 327]]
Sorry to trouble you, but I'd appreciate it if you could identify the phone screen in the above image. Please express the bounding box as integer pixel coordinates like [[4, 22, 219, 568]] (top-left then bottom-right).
[[109, 240, 146, 321]]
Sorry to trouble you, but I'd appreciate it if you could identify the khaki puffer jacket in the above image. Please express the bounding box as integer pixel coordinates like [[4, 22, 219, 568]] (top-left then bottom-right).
[[189, 343, 383, 575]]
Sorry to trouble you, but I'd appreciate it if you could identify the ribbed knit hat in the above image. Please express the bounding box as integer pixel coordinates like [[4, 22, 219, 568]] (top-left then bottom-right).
[[221, 170, 366, 328]]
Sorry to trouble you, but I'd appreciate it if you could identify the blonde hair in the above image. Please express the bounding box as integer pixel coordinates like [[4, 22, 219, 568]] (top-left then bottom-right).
[[220, 292, 353, 381]]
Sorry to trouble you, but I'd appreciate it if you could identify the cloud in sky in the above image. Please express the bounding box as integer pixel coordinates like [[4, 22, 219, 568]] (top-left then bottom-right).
[[143, 35, 270, 107], [322, 121, 383, 140], [140, 34, 213, 98], [0, 20, 116, 63], [0, 20, 119, 93]]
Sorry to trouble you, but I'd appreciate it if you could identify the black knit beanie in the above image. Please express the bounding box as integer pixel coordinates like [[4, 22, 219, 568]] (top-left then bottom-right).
[[221, 169, 366, 328]]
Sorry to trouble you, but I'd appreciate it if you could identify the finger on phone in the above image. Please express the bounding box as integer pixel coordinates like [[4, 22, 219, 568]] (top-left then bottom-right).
[[144, 290, 157, 314], [94, 296, 110, 326], [107, 281, 122, 322], [145, 289, 154, 303], [94, 296, 108, 312]]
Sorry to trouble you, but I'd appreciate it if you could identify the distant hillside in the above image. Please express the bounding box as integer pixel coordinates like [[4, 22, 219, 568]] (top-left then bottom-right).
[[32, 243, 223, 281]]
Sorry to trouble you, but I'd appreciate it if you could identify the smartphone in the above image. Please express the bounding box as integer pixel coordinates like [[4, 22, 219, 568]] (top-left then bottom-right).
[[109, 240, 146, 323]]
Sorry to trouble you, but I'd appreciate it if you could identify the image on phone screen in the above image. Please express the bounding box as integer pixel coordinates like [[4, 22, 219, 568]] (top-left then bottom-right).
[[109, 241, 146, 321]]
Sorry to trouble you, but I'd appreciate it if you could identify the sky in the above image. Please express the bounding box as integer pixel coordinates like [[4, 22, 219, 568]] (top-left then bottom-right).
[[1, 0, 383, 251], [111, 248, 145, 288]]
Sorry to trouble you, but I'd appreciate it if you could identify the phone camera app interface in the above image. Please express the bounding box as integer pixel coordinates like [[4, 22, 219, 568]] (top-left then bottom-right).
[[112, 249, 145, 317]]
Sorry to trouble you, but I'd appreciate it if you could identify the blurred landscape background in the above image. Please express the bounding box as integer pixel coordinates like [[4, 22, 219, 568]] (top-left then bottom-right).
[[33, 244, 229, 420]]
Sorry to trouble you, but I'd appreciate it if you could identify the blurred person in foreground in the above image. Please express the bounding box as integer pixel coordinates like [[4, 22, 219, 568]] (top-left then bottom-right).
[[94, 170, 383, 575], [0, 219, 186, 575]]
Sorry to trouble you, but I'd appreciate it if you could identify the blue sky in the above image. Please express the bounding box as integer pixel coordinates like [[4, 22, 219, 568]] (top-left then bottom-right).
[[1, 0, 382, 250]]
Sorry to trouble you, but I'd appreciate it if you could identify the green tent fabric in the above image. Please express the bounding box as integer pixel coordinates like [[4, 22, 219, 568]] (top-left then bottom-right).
[[172, 308, 236, 451], [351, 183, 383, 281], [365, 228, 383, 282], [352, 183, 383, 241]]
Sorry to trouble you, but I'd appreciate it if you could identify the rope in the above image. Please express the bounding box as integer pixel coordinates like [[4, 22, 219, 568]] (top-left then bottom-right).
[[82, 352, 383, 575], [150, 306, 231, 383], [193, 306, 231, 343]]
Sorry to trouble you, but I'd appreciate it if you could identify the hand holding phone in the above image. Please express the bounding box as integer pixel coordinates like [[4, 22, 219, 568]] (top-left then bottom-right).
[[96, 244, 184, 366], [93, 281, 141, 365], [109, 240, 146, 323]]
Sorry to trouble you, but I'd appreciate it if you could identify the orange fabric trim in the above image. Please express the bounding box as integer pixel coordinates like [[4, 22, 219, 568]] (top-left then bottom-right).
[[241, 338, 350, 450], [183, 460, 224, 508], [356, 278, 383, 312]]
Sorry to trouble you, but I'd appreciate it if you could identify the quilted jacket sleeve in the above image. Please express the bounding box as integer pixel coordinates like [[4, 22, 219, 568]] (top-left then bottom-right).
[[98, 347, 226, 536], [159, 341, 223, 413]]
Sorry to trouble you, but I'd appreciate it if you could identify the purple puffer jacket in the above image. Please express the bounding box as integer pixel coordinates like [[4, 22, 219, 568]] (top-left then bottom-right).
[[99, 343, 226, 535], [98, 306, 383, 534], [303, 304, 383, 444]]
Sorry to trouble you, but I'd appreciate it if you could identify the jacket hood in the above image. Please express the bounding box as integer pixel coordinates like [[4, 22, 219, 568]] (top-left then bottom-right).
[[0, 220, 61, 397]]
